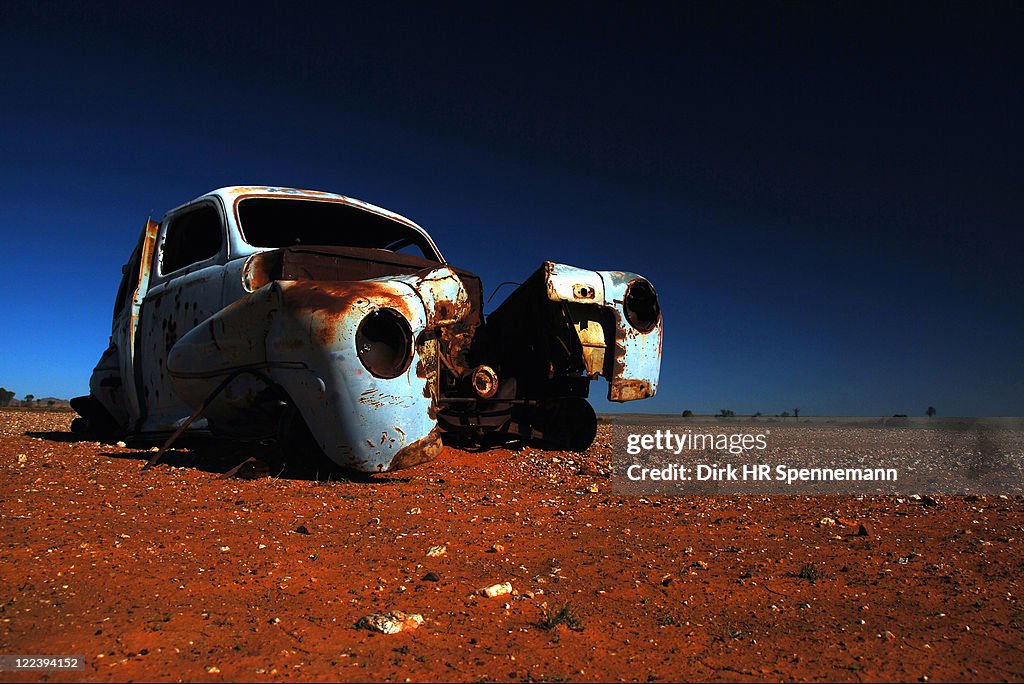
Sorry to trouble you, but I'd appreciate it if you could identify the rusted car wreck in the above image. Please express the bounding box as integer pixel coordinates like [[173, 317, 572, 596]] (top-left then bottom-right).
[[72, 186, 662, 472]]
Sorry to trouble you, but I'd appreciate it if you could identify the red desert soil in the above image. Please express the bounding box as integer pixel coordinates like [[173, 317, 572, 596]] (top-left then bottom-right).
[[2, 408, 1023, 682]]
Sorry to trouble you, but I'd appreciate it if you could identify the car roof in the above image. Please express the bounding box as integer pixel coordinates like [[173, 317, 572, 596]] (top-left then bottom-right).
[[173, 186, 445, 262], [185, 186, 426, 232]]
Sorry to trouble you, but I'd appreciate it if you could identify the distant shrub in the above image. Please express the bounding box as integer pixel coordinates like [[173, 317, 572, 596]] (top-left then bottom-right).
[[797, 564, 825, 582], [540, 603, 582, 631]]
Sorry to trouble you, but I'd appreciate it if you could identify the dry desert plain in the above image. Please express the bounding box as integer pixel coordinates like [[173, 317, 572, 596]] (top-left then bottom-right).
[[2, 408, 1024, 682]]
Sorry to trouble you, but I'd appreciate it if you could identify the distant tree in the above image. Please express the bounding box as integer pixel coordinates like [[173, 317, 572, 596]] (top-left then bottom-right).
[[793, 408, 800, 419], [926, 406, 937, 418], [780, 411, 790, 418], [752, 411, 762, 418], [24, 394, 35, 407], [682, 410, 694, 418], [47, 400, 55, 408], [719, 409, 735, 418], [0, 387, 13, 407]]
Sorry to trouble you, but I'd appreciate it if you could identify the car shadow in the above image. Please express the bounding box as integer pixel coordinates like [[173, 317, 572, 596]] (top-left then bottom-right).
[[26, 430, 407, 483], [25, 430, 91, 444]]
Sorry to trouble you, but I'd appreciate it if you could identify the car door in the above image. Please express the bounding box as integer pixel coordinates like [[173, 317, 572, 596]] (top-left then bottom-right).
[[135, 200, 227, 432], [114, 218, 159, 429]]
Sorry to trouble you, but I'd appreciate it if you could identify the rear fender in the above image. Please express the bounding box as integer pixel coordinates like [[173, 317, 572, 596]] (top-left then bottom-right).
[[542, 262, 662, 402]]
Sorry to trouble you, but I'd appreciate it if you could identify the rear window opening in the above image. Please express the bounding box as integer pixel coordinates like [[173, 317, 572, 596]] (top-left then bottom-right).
[[237, 197, 440, 262]]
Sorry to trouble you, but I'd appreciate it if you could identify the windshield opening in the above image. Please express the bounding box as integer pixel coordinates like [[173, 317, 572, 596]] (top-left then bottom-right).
[[237, 197, 440, 261]]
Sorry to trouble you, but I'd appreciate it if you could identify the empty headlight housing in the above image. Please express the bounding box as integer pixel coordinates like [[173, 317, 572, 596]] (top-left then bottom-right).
[[355, 308, 413, 379], [623, 278, 660, 333]]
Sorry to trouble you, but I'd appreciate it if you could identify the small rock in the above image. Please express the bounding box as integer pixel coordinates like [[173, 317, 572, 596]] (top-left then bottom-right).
[[17, 454, 27, 464], [422, 572, 440, 582], [691, 560, 709, 569], [116, 441, 127, 448], [488, 544, 505, 553], [407, 507, 422, 515], [295, 525, 310, 535], [426, 544, 447, 557], [884, 630, 896, 641], [586, 483, 599, 493], [206, 665, 221, 673], [356, 611, 424, 634], [818, 517, 836, 527], [480, 581, 513, 598], [857, 523, 873, 537]]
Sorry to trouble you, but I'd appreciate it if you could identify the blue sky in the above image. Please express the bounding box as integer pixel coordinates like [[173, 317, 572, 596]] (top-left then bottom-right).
[[1, 2, 1021, 416]]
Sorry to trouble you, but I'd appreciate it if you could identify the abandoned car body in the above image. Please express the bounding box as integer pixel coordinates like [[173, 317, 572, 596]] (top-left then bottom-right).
[[72, 186, 662, 472]]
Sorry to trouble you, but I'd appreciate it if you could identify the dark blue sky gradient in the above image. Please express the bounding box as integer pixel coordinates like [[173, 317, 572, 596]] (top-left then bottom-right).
[[1, 1, 1021, 416]]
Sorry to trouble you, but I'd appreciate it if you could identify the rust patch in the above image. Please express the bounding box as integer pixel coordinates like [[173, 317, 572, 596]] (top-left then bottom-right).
[[417, 337, 440, 403], [283, 281, 413, 318], [358, 388, 385, 409], [242, 250, 282, 292], [609, 378, 652, 402], [388, 426, 443, 471], [433, 300, 456, 322], [282, 281, 415, 347]]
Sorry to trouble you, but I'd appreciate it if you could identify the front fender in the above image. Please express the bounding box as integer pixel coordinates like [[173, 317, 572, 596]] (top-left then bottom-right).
[[169, 268, 469, 471], [269, 280, 440, 471]]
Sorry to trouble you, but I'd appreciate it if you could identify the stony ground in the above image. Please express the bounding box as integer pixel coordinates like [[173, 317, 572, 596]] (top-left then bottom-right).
[[2, 408, 1024, 682]]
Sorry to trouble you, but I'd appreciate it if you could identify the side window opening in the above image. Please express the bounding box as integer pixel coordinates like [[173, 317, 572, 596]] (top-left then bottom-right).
[[161, 204, 222, 275]]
